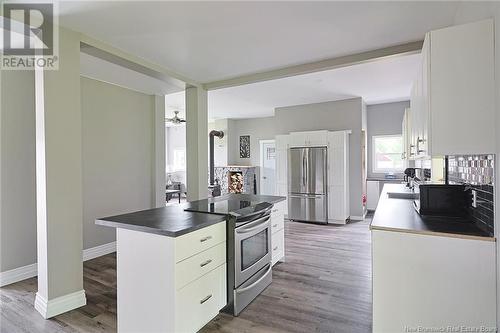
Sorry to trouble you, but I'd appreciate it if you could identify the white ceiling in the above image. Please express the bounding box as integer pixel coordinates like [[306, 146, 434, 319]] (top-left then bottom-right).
[[59, 1, 459, 83], [166, 53, 420, 120]]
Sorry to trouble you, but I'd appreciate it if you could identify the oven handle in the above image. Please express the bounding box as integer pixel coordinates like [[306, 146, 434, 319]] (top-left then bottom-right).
[[235, 264, 272, 294], [235, 215, 270, 234], [239, 205, 273, 220]]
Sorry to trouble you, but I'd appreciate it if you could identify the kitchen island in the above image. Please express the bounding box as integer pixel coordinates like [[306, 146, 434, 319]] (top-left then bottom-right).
[[371, 184, 496, 332], [96, 194, 285, 333]]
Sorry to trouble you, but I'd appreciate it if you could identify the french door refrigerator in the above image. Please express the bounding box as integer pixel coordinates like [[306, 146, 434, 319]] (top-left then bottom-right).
[[288, 146, 328, 223]]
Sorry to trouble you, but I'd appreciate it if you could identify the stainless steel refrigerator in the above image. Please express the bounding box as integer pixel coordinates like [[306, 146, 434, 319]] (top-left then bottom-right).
[[288, 147, 328, 223]]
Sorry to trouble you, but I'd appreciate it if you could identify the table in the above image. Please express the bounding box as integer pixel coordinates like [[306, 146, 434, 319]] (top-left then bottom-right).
[[166, 189, 181, 203]]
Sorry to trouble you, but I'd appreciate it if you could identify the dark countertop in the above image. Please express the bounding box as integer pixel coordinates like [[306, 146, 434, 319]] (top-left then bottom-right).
[[370, 184, 495, 241], [366, 178, 404, 182], [96, 194, 286, 237], [209, 193, 286, 204]]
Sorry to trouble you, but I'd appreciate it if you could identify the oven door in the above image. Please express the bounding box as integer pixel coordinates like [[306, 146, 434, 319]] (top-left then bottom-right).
[[234, 215, 272, 287]]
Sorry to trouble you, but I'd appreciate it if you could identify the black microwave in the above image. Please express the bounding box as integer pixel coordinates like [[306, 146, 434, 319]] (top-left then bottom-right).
[[414, 184, 467, 217]]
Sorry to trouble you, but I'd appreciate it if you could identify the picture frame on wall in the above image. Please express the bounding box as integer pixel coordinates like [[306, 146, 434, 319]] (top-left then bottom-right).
[[239, 135, 250, 158]]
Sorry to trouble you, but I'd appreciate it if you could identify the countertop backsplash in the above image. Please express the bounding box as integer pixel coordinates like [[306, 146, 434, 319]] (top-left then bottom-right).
[[447, 155, 495, 236]]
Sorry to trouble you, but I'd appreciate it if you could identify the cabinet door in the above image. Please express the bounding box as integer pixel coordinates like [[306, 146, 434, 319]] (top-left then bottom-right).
[[429, 20, 495, 155], [305, 130, 328, 146], [275, 135, 288, 186], [328, 185, 347, 222], [418, 34, 430, 157], [289, 132, 307, 146], [409, 85, 417, 159], [275, 135, 289, 150], [401, 109, 409, 160], [275, 148, 287, 184], [290, 131, 328, 146]]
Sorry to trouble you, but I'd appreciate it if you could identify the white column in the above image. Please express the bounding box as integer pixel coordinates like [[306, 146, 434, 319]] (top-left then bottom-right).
[[153, 95, 166, 207], [34, 27, 86, 319], [185, 86, 208, 201]]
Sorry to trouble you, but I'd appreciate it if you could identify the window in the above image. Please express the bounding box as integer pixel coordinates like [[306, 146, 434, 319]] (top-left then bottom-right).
[[372, 135, 404, 173], [173, 149, 186, 171]]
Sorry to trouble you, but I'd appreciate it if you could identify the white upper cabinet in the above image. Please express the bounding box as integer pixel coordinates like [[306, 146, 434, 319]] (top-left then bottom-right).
[[410, 19, 495, 158], [275, 135, 289, 186], [401, 108, 411, 160], [289, 130, 329, 147]]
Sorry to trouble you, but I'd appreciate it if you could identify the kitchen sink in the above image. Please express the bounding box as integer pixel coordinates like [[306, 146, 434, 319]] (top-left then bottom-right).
[[387, 192, 419, 199]]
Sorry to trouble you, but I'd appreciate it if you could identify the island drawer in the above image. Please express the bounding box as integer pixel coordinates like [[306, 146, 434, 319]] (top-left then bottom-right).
[[175, 263, 227, 333], [175, 241, 226, 290], [271, 230, 284, 266], [271, 201, 286, 216], [270, 214, 284, 234], [175, 222, 226, 262]]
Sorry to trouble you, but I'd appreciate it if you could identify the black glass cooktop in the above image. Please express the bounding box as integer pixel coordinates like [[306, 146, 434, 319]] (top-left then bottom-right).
[[184, 199, 272, 217]]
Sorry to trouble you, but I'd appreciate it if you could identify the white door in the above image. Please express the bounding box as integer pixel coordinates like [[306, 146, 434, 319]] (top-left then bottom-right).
[[260, 141, 276, 195]]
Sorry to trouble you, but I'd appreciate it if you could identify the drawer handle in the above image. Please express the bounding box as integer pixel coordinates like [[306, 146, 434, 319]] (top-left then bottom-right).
[[200, 236, 212, 243], [273, 246, 278, 251], [273, 224, 278, 228], [200, 259, 212, 267], [200, 294, 212, 304]]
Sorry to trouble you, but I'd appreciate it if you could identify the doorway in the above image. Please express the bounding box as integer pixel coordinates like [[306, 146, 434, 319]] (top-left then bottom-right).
[[259, 140, 276, 195]]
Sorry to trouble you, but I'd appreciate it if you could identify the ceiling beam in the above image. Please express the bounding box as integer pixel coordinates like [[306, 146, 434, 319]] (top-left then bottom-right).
[[80, 34, 201, 89], [203, 40, 423, 91]]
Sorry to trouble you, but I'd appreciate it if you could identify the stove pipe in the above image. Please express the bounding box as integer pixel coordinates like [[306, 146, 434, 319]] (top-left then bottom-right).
[[209, 130, 224, 186]]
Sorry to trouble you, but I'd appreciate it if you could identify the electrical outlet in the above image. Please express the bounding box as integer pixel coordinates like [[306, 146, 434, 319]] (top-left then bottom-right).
[[472, 189, 477, 208]]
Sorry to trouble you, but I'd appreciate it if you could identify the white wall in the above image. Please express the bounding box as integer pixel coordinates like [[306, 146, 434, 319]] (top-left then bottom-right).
[[366, 101, 409, 179], [0, 71, 37, 272], [81, 77, 155, 249]]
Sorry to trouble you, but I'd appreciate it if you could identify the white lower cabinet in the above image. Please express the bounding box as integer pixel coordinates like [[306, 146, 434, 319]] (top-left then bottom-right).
[[366, 181, 380, 211], [271, 201, 286, 266], [175, 242, 226, 290], [116, 222, 227, 333], [175, 264, 227, 333], [271, 230, 284, 266], [372, 229, 496, 332]]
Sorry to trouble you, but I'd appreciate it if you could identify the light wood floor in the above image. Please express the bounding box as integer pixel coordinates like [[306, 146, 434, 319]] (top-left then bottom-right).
[[0, 219, 372, 333]]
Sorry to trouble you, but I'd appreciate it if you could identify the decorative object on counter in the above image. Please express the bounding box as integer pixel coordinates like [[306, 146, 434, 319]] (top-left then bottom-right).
[[447, 154, 495, 236], [239, 135, 250, 158], [213, 166, 257, 195]]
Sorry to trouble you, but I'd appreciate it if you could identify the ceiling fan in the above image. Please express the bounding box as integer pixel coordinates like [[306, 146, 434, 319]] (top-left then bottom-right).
[[165, 111, 186, 125]]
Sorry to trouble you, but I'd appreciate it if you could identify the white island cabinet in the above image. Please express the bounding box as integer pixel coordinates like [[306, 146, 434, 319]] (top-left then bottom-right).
[[117, 222, 227, 333]]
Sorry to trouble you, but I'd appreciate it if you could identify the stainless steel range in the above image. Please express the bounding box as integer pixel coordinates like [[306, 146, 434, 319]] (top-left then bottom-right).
[[184, 198, 273, 316]]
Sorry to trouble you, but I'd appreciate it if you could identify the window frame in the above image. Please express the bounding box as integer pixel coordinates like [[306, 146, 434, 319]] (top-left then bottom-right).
[[371, 134, 404, 174]]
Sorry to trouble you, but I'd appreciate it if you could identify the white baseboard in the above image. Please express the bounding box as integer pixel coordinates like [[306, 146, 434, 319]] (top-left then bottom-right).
[[35, 290, 86, 319], [0, 241, 116, 287], [350, 215, 366, 221], [83, 241, 116, 261], [0, 263, 38, 287]]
